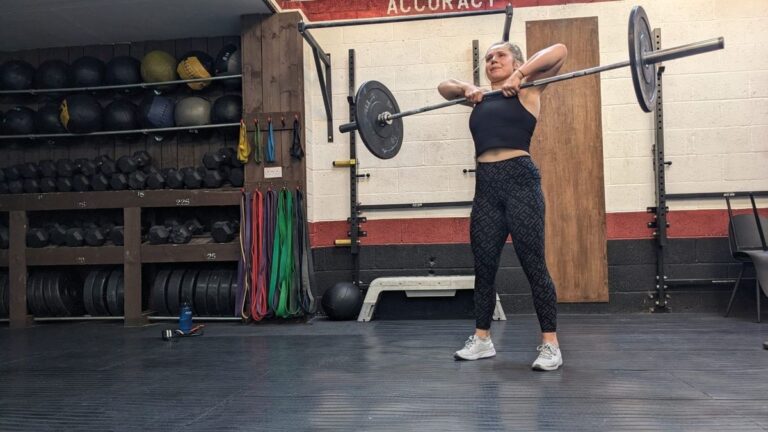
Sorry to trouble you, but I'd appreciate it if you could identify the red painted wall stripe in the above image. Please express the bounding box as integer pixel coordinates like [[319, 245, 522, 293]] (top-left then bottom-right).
[[308, 209, 768, 247], [279, 0, 619, 21]]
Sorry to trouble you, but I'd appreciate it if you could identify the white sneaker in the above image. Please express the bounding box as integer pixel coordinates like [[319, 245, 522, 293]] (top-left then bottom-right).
[[454, 335, 496, 360], [531, 343, 563, 371]]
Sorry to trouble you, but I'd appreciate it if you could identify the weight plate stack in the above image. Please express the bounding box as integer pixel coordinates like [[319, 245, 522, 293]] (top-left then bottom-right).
[[106, 268, 124, 316], [165, 268, 186, 316], [194, 270, 211, 316], [150, 269, 172, 315]]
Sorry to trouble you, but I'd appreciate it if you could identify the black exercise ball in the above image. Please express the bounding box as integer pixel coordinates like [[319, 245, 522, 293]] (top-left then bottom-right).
[[104, 100, 139, 131], [69, 56, 105, 87], [34, 60, 70, 90], [2, 107, 36, 135], [322, 282, 363, 321], [34, 103, 67, 134], [105, 56, 141, 87], [175, 96, 211, 127], [215, 44, 241, 90], [138, 94, 175, 129], [177, 50, 214, 90], [60, 94, 103, 133], [211, 95, 242, 124], [1, 60, 35, 90]]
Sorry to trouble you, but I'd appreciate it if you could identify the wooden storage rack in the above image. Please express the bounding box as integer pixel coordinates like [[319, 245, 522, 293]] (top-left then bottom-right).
[[0, 189, 241, 327]]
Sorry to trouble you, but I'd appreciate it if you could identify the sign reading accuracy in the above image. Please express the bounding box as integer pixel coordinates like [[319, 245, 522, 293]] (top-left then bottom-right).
[[281, 1, 617, 20], [385, 0, 501, 14], [281, 0, 510, 20]]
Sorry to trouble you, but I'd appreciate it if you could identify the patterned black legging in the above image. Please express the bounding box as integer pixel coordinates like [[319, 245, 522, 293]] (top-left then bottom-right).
[[471, 156, 557, 332]]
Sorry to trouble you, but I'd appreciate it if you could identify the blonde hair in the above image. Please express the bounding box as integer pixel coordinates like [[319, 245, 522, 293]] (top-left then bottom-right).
[[487, 41, 525, 66]]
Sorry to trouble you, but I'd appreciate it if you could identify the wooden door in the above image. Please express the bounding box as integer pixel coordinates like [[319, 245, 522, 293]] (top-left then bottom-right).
[[526, 17, 608, 302]]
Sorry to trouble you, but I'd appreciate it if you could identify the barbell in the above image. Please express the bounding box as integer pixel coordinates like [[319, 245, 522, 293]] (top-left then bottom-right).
[[339, 6, 725, 160]]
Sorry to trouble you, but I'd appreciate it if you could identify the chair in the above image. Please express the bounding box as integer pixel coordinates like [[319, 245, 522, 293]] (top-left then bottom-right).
[[724, 194, 768, 322]]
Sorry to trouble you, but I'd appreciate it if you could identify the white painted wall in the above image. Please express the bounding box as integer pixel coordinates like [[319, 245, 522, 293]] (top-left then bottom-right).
[[302, 0, 768, 221]]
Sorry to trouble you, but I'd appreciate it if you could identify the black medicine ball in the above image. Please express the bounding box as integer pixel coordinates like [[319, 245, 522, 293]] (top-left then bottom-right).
[[215, 44, 241, 90], [69, 56, 105, 87], [1, 60, 35, 90], [3, 107, 36, 135], [60, 94, 103, 133], [35, 60, 70, 90], [138, 95, 175, 129], [34, 103, 67, 134], [105, 56, 141, 87], [321, 282, 363, 321], [104, 100, 139, 131], [215, 44, 241, 75], [211, 95, 242, 124]]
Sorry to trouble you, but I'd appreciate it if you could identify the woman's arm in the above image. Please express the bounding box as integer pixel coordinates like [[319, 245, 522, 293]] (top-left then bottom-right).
[[506, 43, 568, 96], [438, 79, 484, 105]]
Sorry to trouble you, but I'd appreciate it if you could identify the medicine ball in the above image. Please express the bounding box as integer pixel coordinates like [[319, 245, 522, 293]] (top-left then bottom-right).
[[1, 60, 35, 90], [321, 282, 363, 321], [211, 95, 242, 124], [138, 94, 175, 129], [104, 100, 138, 131], [35, 60, 70, 90], [175, 96, 211, 127], [215, 44, 242, 91], [60, 94, 103, 134], [177, 51, 214, 90], [69, 56, 105, 87], [141, 50, 177, 83], [105, 56, 141, 88], [2, 107, 36, 135], [34, 103, 66, 134]]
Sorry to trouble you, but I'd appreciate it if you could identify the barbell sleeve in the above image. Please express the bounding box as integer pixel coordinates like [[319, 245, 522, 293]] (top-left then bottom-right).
[[642, 37, 724, 64], [339, 121, 358, 133]]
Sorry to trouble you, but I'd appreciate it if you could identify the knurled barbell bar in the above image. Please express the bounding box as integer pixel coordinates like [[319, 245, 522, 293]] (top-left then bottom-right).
[[339, 6, 724, 160]]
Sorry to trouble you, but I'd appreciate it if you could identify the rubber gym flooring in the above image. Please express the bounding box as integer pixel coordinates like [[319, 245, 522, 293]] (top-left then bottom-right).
[[1, 313, 767, 431]]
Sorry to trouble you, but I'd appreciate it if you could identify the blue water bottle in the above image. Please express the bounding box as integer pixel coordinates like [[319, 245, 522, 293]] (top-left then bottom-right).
[[179, 303, 193, 333]]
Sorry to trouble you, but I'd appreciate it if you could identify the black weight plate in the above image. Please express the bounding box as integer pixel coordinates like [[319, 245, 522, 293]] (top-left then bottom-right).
[[33, 272, 51, 317], [83, 270, 98, 316], [106, 269, 123, 316], [43, 272, 65, 316], [194, 270, 211, 316], [205, 270, 222, 317], [92, 269, 111, 316], [150, 269, 172, 315], [0, 272, 8, 318], [59, 272, 85, 316], [628, 6, 656, 113], [165, 269, 185, 316], [180, 269, 199, 307], [217, 269, 233, 316], [35, 271, 56, 316], [26, 273, 36, 315], [229, 270, 238, 317], [115, 275, 124, 316], [354, 80, 404, 160]]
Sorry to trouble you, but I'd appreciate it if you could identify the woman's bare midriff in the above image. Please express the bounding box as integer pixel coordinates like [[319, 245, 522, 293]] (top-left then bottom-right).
[[477, 148, 530, 163]]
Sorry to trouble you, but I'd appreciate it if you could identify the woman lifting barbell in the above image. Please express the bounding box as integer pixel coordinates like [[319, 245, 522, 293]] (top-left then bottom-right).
[[438, 41, 567, 370]]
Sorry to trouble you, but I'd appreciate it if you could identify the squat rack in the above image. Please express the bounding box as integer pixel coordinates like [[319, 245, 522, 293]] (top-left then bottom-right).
[[648, 28, 767, 311], [298, 5, 513, 287]]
